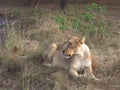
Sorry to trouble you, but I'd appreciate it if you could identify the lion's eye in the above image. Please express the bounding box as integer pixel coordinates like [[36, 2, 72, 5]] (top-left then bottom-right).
[[68, 42, 72, 47]]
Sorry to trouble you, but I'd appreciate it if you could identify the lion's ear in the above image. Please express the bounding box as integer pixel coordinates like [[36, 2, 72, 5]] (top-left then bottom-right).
[[81, 37, 86, 44], [77, 37, 86, 45]]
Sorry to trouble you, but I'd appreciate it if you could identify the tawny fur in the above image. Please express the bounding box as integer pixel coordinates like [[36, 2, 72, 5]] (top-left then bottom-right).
[[42, 36, 99, 80]]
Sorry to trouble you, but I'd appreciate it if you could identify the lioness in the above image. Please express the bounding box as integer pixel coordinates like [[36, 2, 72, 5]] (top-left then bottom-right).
[[42, 36, 99, 80]]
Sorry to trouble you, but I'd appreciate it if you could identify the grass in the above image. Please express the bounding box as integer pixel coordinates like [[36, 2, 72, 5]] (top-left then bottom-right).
[[55, 16, 67, 32], [1, 28, 26, 72], [0, 3, 110, 73], [53, 3, 108, 41], [84, 12, 93, 21], [73, 16, 81, 29], [0, 2, 119, 90], [9, 3, 108, 42], [11, 8, 43, 17], [5, 29, 26, 56], [85, 3, 106, 12], [11, 8, 24, 17]]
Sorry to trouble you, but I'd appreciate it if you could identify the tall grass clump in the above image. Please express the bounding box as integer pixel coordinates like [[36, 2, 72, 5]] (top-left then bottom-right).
[[22, 62, 41, 90], [5, 29, 26, 56], [2, 28, 27, 72]]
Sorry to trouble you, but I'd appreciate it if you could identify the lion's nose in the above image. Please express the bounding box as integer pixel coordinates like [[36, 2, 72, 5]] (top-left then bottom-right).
[[62, 51, 65, 54]]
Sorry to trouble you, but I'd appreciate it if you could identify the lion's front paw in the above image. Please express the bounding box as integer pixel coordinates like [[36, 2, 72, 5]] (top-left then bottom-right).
[[93, 77, 99, 81], [78, 74, 83, 78], [42, 63, 52, 67]]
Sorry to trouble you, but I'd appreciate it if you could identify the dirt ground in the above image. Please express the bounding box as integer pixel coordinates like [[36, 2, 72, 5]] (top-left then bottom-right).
[[0, 1, 120, 90]]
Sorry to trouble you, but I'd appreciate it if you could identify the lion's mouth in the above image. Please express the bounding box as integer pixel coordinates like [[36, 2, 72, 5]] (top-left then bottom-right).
[[62, 51, 72, 58]]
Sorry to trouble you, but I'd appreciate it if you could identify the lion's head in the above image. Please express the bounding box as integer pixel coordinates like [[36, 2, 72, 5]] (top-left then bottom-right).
[[62, 36, 86, 57]]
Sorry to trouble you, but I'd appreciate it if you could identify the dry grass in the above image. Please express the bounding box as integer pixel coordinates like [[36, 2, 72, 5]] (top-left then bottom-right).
[[0, 3, 120, 90]]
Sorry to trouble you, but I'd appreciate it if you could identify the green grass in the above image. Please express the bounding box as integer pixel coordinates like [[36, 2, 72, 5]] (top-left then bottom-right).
[[12, 8, 24, 17], [0, 2, 119, 90], [26, 9, 43, 17], [11, 8, 43, 17], [55, 16, 67, 32], [84, 12, 93, 21], [85, 3, 106, 12], [73, 16, 81, 29], [9, 3, 108, 42], [51, 3, 108, 41]]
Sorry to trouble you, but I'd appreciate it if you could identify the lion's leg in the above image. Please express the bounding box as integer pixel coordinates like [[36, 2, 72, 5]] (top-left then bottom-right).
[[47, 43, 57, 59], [69, 68, 79, 78], [84, 67, 99, 81], [42, 43, 57, 66], [42, 63, 53, 67]]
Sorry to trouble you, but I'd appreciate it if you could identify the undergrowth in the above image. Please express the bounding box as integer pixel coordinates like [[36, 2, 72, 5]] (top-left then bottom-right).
[[0, 2, 119, 90], [11, 8, 43, 17], [54, 3, 108, 41]]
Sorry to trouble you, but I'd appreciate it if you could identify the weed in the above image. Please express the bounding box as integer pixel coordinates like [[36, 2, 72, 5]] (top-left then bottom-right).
[[26, 10, 43, 17], [55, 16, 67, 32], [98, 6, 107, 12], [98, 19, 106, 27], [73, 16, 81, 29], [11, 9, 43, 17], [99, 27, 107, 36], [84, 12, 93, 21], [85, 3, 98, 11], [85, 3, 106, 12], [12, 9, 24, 17], [98, 19, 107, 36], [73, 4, 107, 39]]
